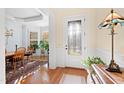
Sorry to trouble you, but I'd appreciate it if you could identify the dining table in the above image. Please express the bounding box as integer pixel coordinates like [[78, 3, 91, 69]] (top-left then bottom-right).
[[5, 52, 15, 58], [6, 50, 32, 73]]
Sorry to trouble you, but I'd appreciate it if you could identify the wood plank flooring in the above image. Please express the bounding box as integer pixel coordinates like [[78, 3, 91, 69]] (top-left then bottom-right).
[[20, 63, 88, 84]]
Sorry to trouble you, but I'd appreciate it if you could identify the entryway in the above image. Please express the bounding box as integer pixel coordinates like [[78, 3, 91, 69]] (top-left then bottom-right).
[[64, 15, 86, 68]]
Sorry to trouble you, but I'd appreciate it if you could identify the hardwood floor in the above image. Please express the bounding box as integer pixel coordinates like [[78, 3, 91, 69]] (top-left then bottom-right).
[[29, 56, 48, 62], [20, 63, 88, 84]]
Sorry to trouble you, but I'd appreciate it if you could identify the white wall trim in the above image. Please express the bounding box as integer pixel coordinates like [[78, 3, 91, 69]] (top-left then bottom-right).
[[95, 48, 124, 68], [0, 9, 5, 84], [43, 9, 57, 69]]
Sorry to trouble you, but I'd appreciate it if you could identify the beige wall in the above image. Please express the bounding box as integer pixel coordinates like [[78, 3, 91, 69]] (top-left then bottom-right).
[[50, 8, 124, 67], [50, 8, 124, 55], [50, 8, 97, 51], [96, 8, 124, 55]]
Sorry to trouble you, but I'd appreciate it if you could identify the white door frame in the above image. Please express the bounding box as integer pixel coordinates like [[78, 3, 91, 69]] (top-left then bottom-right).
[[41, 9, 57, 69], [63, 15, 86, 68], [0, 9, 5, 84]]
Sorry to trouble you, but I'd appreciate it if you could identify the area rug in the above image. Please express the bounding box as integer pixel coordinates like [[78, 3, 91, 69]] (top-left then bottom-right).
[[59, 74, 86, 84], [6, 61, 48, 84]]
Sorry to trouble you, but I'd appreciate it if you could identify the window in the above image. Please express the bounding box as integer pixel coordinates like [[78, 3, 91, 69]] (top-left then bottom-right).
[[40, 31, 49, 42], [68, 20, 82, 56], [30, 32, 38, 46]]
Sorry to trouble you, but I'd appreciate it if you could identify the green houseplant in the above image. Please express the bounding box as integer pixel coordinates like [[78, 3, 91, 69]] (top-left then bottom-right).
[[39, 40, 49, 53], [30, 43, 39, 53], [82, 57, 105, 73]]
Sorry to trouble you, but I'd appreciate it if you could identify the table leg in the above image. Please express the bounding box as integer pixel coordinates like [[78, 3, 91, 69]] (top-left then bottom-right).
[[13, 62, 16, 73]]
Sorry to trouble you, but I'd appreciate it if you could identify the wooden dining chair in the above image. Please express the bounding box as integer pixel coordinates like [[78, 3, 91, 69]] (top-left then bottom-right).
[[27, 47, 35, 53], [12, 48, 26, 73], [17, 47, 26, 53]]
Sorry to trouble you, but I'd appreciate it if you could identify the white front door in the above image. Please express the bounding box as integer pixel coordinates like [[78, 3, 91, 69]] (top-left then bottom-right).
[[64, 15, 85, 68]]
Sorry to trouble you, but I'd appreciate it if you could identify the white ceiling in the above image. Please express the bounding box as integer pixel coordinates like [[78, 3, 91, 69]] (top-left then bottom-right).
[[5, 8, 49, 27], [6, 8, 40, 18]]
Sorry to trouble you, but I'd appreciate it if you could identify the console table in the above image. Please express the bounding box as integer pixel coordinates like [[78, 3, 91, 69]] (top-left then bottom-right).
[[91, 64, 124, 84]]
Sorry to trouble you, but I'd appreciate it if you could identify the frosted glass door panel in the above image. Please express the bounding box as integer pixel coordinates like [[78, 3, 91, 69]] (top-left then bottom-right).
[[68, 20, 82, 56]]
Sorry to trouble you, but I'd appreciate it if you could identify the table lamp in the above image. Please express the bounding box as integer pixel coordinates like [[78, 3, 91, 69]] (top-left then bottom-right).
[[98, 9, 124, 73]]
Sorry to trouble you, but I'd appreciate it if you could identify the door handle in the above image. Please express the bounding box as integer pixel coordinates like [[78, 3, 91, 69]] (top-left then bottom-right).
[[65, 45, 67, 50]]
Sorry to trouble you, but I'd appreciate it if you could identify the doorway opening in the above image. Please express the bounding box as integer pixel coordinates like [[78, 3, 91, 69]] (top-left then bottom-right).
[[5, 8, 50, 84]]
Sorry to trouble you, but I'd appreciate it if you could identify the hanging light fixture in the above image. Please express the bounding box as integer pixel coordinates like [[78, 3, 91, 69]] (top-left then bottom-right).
[[5, 28, 13, 37], [98, 9, 124, 73], [5, 28, 14, 46]]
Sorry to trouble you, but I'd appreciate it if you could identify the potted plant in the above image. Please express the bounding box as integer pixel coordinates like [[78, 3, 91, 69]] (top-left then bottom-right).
[[30, 43, 41, 55], [82, 57, 105, 73], [39, 40, 49, 54]]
